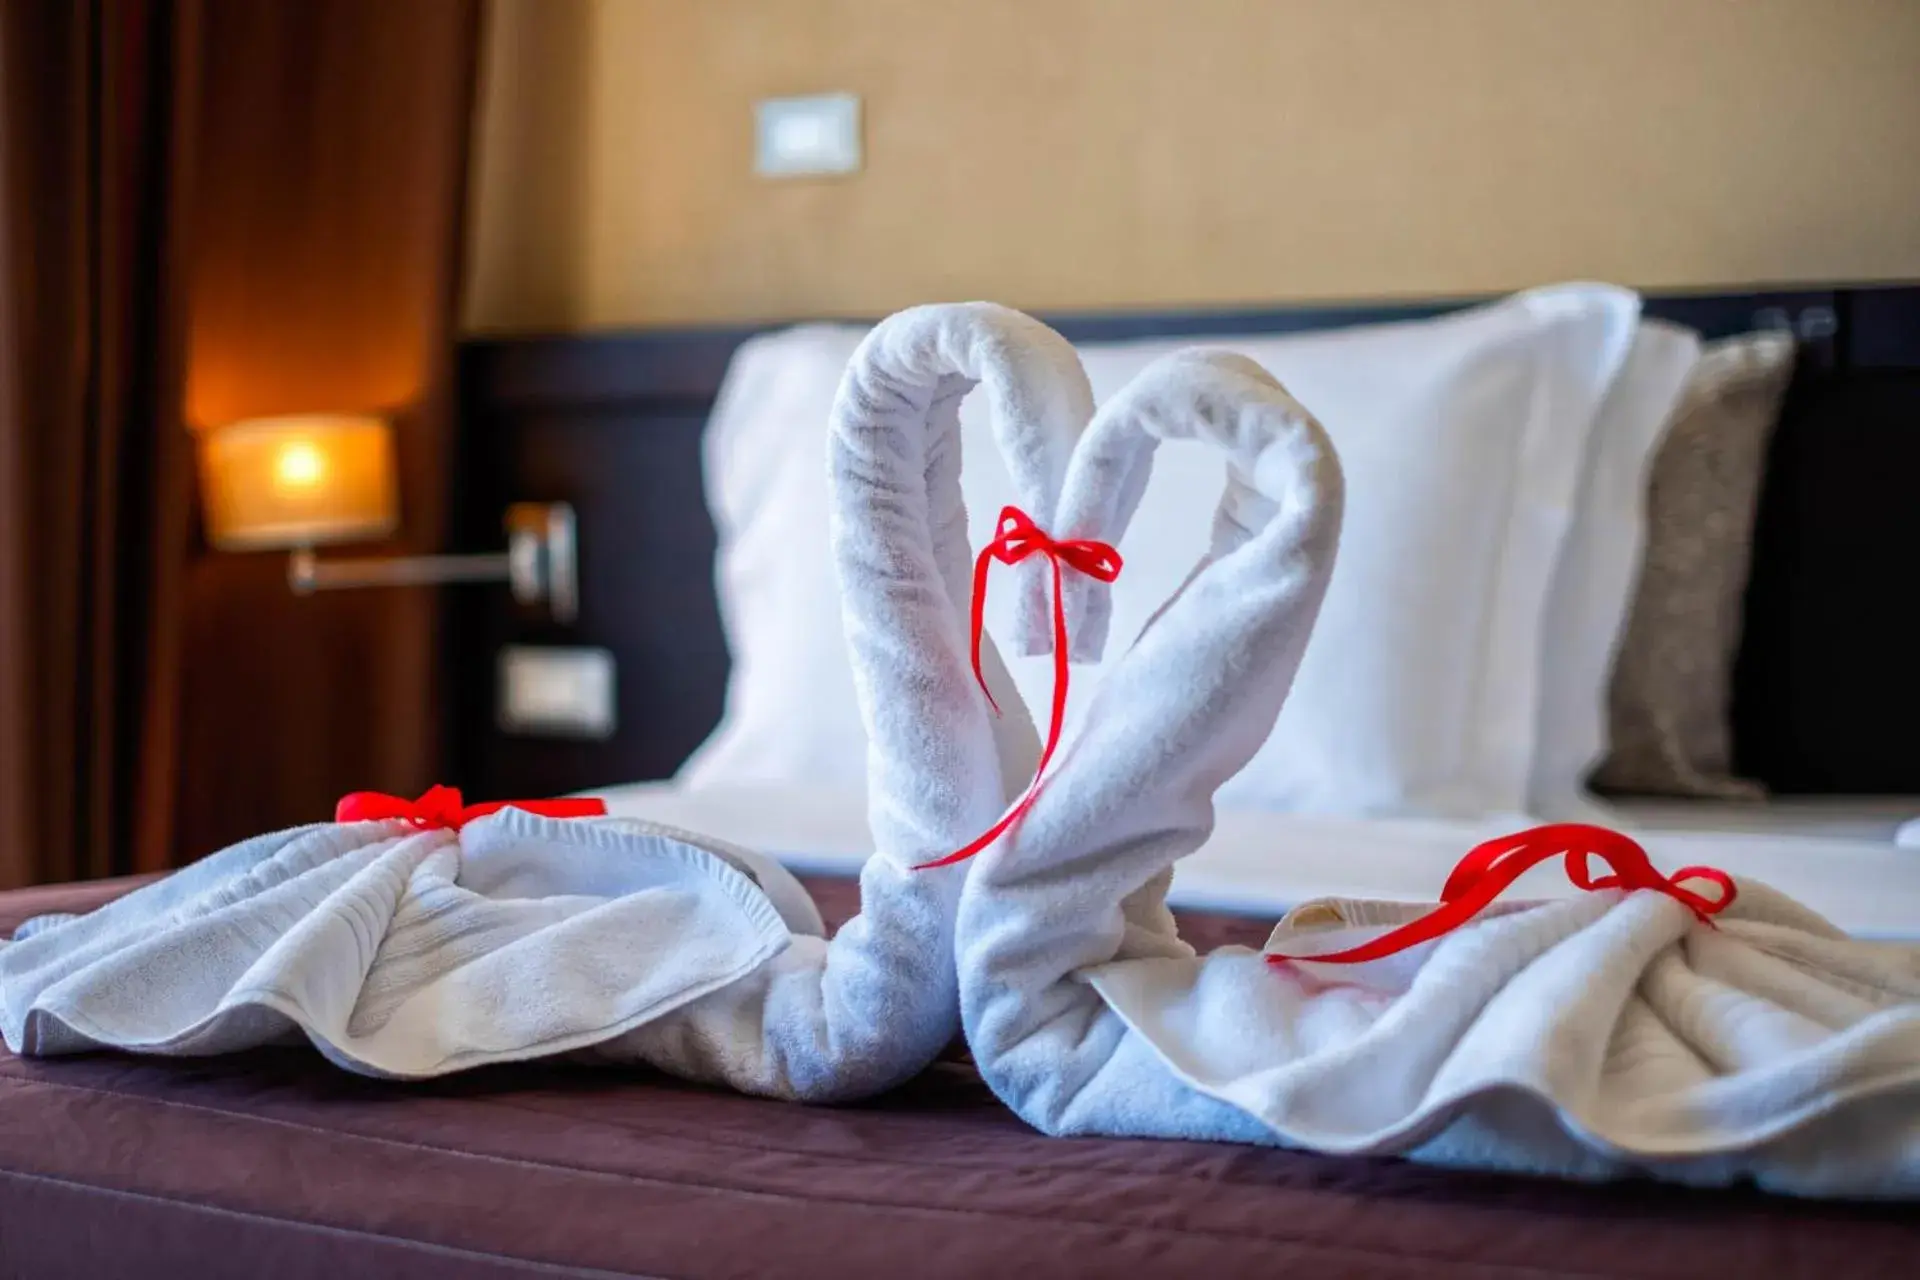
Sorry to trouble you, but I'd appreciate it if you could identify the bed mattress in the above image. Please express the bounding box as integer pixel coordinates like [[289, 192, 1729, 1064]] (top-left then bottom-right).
[[2, 873, 1917, 1279]]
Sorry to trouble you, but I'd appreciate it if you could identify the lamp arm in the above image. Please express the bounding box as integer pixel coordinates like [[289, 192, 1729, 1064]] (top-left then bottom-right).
[[284, 502, 576, 624], [288, 548, 514, 592]]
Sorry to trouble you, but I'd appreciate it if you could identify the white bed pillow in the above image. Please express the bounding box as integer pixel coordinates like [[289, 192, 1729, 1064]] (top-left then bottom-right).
[[968, 285, 1641, 816], [680, 324, 871, 791], [1529, 320, 1701, 817], [682, 286, 1640, 818]]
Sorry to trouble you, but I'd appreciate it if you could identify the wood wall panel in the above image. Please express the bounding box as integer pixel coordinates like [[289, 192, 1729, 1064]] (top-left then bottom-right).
[[173, 0, 480, 859]]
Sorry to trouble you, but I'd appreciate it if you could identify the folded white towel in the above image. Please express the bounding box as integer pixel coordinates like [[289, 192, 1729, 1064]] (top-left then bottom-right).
[[955, 350, 1920, 1197], [0, 811, 794, 1078], [1, 301, 1095, 1103]]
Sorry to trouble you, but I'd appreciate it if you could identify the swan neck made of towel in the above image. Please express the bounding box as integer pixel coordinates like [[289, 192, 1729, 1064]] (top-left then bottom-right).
[[827, 302, 1096, 866], [1040, 345, 1344, 895], [952, 348, 1347, 1138]]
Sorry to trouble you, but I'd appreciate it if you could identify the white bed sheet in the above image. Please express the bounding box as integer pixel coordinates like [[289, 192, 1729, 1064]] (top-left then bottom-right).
[[1595, 795, 1920, 843], [594, 782, 1920, 941]]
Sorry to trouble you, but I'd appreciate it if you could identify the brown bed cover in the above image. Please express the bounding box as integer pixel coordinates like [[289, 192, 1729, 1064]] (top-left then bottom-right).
[[1, 874, 1913, 1279]]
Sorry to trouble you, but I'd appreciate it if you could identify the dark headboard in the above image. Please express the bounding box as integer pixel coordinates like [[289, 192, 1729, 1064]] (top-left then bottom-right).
[[451, 285, 1920, 799]]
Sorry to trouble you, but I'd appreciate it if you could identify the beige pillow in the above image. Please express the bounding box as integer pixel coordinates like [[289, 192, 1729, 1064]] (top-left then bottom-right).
[[1592, 331, 1796, 798]]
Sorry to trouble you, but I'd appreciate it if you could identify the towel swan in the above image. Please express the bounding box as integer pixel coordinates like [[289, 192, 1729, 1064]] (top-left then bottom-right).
[[952, 350, 1920, 1197], [0, 302, 1094, 1103], [595, 301, 1095, 1098]]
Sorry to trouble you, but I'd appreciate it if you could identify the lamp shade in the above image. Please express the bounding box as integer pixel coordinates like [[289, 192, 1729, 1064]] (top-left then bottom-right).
[[199, 413, 399, 550]]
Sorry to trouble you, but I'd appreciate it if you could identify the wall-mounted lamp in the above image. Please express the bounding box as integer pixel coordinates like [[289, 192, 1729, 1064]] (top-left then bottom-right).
[[198, 413, 577, 623]]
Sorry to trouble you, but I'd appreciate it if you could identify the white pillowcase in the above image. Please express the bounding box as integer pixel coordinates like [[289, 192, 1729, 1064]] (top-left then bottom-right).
[[681, 324, 870, 791], [1528, 320, 1701, 816], [682, 286, 1641, 818]]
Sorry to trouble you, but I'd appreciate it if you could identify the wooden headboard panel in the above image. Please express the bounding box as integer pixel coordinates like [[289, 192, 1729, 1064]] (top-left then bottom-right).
[[450, 286, 1920, 799]]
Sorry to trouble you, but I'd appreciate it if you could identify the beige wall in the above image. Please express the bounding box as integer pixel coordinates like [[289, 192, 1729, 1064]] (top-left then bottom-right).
[[464, 0, 1920, 333]]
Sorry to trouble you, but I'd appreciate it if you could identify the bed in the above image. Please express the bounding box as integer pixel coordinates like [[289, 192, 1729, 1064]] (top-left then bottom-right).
[[456, 279, 1920, 930], [4, 285, 1919, 1276], [5, 874, 1919, 1278]]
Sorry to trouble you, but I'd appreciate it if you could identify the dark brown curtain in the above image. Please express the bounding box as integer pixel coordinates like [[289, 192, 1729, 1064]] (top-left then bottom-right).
[[0, 0, 480, 886], [0, 0, 195, 889]]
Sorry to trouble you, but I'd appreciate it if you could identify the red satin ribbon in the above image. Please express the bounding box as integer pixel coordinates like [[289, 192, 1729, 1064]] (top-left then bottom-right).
[[1266, 822, 1736, 966], [334, 784, 607, 831], [918, 506, 1123, 870]]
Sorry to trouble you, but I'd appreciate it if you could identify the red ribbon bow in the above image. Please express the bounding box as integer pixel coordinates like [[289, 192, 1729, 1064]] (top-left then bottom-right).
[[918, 506, 1123, 870], [334, 784, 607, 831], [1266, 822, 1736, 966]]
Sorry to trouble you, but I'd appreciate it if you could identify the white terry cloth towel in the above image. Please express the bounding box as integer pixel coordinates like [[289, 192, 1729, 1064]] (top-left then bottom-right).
[[0, 809, 807, 1080], [954, 351, 1920, 1197], [2, 301, 1092, 1101], [587, 302, 1091, 1098]]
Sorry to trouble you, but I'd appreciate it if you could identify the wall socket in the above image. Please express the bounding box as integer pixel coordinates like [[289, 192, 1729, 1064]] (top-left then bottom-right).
[[755, 93, 861, 177], [497, 645, 616, 739]]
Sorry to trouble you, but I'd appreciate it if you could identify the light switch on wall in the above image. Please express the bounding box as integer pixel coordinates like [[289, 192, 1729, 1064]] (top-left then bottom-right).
[[755, 93, 861, 177], [498, 645, 616, 739]]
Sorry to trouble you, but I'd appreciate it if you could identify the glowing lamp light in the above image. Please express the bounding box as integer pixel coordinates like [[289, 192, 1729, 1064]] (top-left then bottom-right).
[[199, 413, 398, 551], [273, 440, 328, 492]]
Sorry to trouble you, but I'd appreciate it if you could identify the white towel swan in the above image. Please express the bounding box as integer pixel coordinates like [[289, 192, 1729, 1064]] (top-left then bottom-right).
[[593, 301, 1093, 1098], [0, 302, 1094, 1102], [953, 349, 1920, 1197]]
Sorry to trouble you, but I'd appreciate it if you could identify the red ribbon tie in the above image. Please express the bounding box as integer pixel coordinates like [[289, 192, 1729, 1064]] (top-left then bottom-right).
[[919, 506, 1122, 869], [1266, 822, 1736, 966], [335, 784, 607, 831]]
